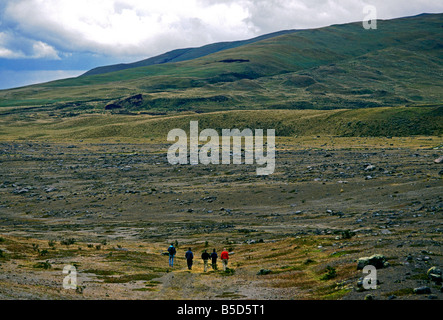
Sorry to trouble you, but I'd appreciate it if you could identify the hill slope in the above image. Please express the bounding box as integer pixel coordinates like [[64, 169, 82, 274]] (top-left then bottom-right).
[[1, 106, 441, 141], [0, 13, 441, 118], [82, 30, 299, 76]]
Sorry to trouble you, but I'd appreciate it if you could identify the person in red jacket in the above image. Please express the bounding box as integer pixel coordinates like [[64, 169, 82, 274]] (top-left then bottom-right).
[[220, 248, 229, 271]]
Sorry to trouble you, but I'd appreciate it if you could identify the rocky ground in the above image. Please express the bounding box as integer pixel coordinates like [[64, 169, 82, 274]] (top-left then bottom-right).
[[0, 136, 442, 300]]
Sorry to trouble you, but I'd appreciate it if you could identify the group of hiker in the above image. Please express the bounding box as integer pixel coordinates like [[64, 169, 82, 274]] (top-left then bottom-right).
[[167, 244, 230, 272]]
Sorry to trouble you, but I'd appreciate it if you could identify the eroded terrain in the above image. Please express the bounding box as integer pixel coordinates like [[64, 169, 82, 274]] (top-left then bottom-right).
[[0, 137, 442, 299]]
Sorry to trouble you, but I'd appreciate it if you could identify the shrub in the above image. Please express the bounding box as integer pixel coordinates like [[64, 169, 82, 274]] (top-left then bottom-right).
[[34, 260, 52, 269], [61, 238, 76, 246], [221, 268, 235, 276], [341, 230, 356, 239], [321, 266, 337, 280]]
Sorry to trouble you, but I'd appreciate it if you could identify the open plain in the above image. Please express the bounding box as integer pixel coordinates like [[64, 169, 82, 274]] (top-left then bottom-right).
[[0, 134, 441, 300]]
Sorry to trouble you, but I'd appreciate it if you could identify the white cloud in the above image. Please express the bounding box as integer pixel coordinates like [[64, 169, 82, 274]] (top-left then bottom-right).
[[1, 0, 443, 60], [3, 0, 254, 58], [31, 41, 61, 59], [0, 31, 60, 59]]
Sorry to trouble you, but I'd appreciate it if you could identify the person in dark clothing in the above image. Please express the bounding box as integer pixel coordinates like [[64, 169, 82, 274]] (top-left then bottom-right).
[[201, 249, 210, 272], [210, 249, 218, 270], [167, 243, 176, 267], [185, 248, 194, 270]]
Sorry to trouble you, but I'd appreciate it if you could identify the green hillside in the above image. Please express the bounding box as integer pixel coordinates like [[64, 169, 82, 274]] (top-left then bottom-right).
[[0, 13, 442, 115], [1, 106, 441, 141], [82, 30, 299, 76], [0, 14, 442, 140]]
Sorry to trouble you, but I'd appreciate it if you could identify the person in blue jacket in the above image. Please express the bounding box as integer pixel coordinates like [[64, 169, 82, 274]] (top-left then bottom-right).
[[210, 249, 218, 270], [185, 248, 194, 270]]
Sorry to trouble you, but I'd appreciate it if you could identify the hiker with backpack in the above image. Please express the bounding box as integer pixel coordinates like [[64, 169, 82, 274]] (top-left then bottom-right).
[[167, 243, 176, 267], [210, 249, 218, 270], [185, 248, 194, 270]]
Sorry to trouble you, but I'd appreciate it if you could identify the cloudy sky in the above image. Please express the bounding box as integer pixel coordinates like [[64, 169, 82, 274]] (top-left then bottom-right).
[[0, 0, 442, 89]]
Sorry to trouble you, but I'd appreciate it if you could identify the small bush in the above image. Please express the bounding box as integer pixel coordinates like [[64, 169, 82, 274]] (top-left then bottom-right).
[[221, 268, 235, 276], [321, 266, 337, 280], [34, 260, 52, 269], [61, 238, 76, 246], [257, 269, 272, 275], [341, 230, 356, 239]]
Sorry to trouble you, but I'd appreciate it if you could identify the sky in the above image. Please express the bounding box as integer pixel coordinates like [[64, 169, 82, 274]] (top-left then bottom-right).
[[0, 0, 442, 90]]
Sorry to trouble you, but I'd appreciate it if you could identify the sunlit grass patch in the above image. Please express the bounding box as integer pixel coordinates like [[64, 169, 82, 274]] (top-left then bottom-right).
[[100, 273, 159, 283]]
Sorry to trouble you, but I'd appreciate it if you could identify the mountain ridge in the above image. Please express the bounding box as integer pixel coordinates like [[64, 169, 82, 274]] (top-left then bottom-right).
[[0, 13, 441, 117], [82, 29, 299, 77]]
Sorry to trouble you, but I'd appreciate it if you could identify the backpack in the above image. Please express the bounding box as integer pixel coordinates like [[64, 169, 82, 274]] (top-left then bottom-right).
[[168, 246, 176, 255]]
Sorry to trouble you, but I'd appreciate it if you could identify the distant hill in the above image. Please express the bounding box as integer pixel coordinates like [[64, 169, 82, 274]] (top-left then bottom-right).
[[82, 30, 299, 76], [0, 13, 441, 118]]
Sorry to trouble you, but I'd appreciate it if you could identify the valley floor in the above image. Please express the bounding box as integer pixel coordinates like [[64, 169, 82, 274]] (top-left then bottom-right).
[[0, 136, 442, 300]]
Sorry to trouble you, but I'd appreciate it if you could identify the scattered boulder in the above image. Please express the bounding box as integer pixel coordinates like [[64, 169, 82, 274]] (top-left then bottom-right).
[[44, 187, 57, 193], [434, 155, 443, 164], [13, 188, 29, 194], [427, 266, 442, 284], [413, 286, 431, 294], [357, 254, 389, 270]]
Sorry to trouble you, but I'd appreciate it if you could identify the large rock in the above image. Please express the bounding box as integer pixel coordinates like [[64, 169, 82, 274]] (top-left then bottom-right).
[[414, 286, 431, 294], [357, 254, 389, 270], [427, 266, 442, 283], [434, 156, 443, 164]]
